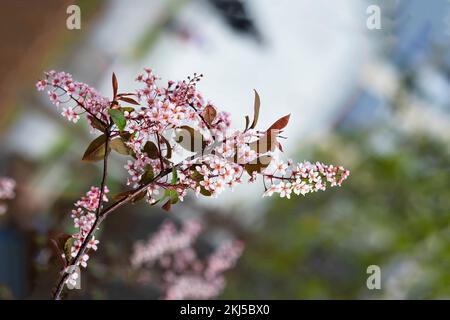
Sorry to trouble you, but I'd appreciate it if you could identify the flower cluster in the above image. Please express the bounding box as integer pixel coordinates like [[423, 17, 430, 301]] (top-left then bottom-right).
[[0, 177, 15, 215], [122, 70, 233, 193], [134, 70, 231, 135], [36, 70, 110, 125], [62, 186, 108, 286], [37, 69, 350, 210], [131, 219, 202, 267], [262, 160, 350, 198], [131, 220, 244, 300]]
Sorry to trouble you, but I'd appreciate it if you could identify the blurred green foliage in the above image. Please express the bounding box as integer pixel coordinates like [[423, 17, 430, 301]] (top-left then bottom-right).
[[223, 128, 450, 299]]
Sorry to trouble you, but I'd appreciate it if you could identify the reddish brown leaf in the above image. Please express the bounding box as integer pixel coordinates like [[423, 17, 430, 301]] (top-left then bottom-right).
[[131, 191, 146, 203], [162, 199, 171, 211], [118, 96, 140, 105], [112, 190, 146, 204], [203, 105, 217, 125], [267, 114, 290, 131], [88, 115, 106, 132], [110, 138, 132, 155], [112, 190, 134, 202], [117, 92, 135, 97], [82, 134, 110, 162], [112, 72, 118, 98]]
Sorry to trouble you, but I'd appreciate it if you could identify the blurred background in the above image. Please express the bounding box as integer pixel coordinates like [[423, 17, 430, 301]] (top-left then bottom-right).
[[0, 0, 449, 299]]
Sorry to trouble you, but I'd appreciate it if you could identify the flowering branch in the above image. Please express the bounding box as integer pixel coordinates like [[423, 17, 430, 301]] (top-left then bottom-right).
[[53, 127, 111, 299], [37, 68, 350, 299]]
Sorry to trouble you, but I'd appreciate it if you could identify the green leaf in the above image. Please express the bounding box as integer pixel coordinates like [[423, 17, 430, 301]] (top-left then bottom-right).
[[191, 169, 203, 182], [171, 167, 178, 185], [163, 189, 170, 198], [160, 188, 178, 207], [140, 166, 155, 184], [200, 186, 212, 197], [108, 109, 126, 132], [82, 134, 110, 162], [110, 138, 132, 155], [143, 141, 159, 159], [169, 189, 179, 204], [63, 237, 74, 264]]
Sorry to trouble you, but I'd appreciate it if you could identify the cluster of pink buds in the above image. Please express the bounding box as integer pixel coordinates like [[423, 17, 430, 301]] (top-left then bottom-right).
[[131, 220, 243, 300], [0, 177, 15, 215], [60, 186, 108, 286]]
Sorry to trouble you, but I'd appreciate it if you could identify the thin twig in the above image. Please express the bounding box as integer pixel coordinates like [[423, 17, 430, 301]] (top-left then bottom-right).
[[54, 85, 108, 127], [155, 133, 165, 171], [53, 128, 111, 300]]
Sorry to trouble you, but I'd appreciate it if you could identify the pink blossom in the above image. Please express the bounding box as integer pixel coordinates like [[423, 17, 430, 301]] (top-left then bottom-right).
[[131, 220, 244, 300], [263, 160, 350, 198], [37, 71, 110, 128], [279, 182, 292, 199], [36, 79, 46, 91], [0, 177, 15, 215], [61, 108, 80, 123], [131, 220, 202, 267], [64, 186, 109, 270]]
